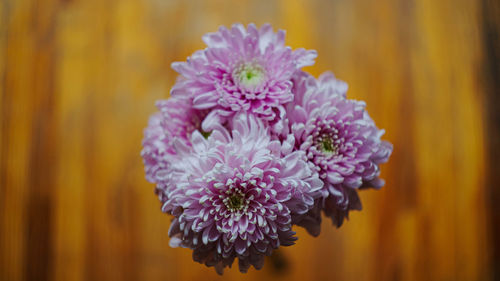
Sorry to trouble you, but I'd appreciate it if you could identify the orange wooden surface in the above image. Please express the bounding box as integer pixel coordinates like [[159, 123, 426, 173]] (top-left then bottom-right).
[[0, 0, 497, 280]]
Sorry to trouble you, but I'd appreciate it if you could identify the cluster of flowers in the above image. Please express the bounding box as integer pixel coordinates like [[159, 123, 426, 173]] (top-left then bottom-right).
[[142, 23, 392, 274]]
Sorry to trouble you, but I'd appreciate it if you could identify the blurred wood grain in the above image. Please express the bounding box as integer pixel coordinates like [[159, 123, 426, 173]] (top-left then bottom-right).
[[0, 0, 498, 280]]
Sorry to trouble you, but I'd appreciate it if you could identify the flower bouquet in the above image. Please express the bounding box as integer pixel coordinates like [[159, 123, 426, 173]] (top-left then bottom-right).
[[142, 23, 392, 274]]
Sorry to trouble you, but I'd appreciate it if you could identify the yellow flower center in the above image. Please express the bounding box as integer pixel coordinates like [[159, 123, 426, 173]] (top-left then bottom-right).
[[233, 62, 266, 89]]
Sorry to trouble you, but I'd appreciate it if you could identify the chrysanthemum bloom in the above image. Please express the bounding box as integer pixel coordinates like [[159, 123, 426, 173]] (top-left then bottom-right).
[[141, 96, 208, 213], [167, 114, 323, 273], [170, 23, 317, 131], [284, 71, 393, 234]]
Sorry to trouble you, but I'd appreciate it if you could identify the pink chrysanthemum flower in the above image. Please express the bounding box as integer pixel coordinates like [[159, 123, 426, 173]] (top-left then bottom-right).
[[141, 96, 207, 212], [167, 114, 323, 274], [170, 23, 317, 131], [284, 71, 393, 234]]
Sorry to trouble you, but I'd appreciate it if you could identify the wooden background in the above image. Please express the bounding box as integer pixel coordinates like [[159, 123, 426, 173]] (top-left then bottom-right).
[[1, 0, 499, 280]]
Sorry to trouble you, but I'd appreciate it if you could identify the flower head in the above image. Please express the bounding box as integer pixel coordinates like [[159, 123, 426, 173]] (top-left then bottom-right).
[[171, 23, 317, 130], [285, 71, 393, 232], [141, 96, 208, 212], [167, 114, 322, 273]]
